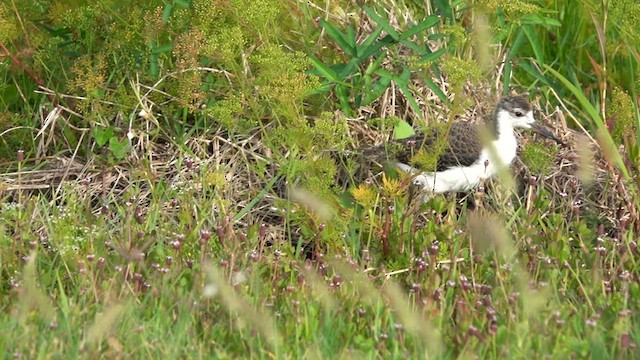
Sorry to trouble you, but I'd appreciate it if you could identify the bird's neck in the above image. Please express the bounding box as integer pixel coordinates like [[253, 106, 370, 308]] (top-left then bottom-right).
[[489, 109, 514, 141], [488, 110, 518, 168]]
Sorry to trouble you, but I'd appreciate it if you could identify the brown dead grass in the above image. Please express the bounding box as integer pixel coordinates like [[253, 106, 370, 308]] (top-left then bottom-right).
[[1, 6, 637, 238], [1, 72, 635, 241]]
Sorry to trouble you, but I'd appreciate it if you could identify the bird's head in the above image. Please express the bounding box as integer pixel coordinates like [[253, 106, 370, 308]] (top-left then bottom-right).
[[496, 95, 566, 146]]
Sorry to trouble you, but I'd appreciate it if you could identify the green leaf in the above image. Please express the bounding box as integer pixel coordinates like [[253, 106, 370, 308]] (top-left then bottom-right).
[[358, 26, 385, 57], [357, 35, 394, 60], [308, 56, 341, 83], [362, 76, 392, 106], [174, 0, 190, 8], [396, 68, 422, 117], [398, 38, 424, 53], [419, 48, 446, 63], [93, 126, 114, 147], [337, 58, 360, 79], [363, 6, 399, 40], [375, 69, 394, 79], [364, 54, 386, 76], [521, 14, 561, 28], [108, 137, 129, 160], [427, 33, 446, 41], [346, 25, 357, 49], [161, 3, 173, 24], [397, 67, 411, 83], [523, 25, 544, 64], [149, 53, 159, 78], [152, 43, 173, 54], [503, 60, 512, 96], [399, 15, 440, 39], [496, 8, 506, 28], [62, 125, 78, 150], [432, 0, 454, 21], [424, 78, 449, 104], [508, 28, 527, 61], [336, 84, 352, 116], [519, 62, 553, 88], [394, 120, 415, 140], [306, 82, 333, 95], [319, 19, 356, 57]]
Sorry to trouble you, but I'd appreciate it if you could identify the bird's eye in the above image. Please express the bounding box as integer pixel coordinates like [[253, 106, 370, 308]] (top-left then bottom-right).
[[514, 110, 525, 117]]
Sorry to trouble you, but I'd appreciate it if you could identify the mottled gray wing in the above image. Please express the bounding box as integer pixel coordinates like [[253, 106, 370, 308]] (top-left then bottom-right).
[[393, 122, 483, 172]]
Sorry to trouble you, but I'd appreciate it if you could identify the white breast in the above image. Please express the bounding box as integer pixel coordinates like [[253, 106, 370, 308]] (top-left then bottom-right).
[[403, 128, 518, 195]]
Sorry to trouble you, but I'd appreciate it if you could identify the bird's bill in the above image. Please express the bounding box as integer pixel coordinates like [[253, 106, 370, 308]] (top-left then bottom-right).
[[530, 123, 566, 146]]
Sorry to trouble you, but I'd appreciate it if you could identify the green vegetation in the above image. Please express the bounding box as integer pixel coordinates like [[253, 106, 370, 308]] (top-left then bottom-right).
[[1, 0, 639, 358]]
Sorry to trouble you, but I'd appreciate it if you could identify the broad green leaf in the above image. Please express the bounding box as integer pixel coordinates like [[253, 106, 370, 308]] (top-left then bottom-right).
[[398, 67, 411, 82], [496, 8, 506, 28], [109, 137, 129, 160], [375, 69, 394, 79], [523, 25, 544, 64], [93, 126, 114, 147], [306, 82, 333, 95], [394, 120, 415, 139], [63, 125, 78, 150]]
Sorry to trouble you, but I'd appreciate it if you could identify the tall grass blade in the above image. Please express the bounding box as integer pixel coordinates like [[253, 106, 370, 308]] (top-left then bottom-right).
[[319, 19, 356, 57], [363, 6, 400, 40], [543, 64, 630, 179]]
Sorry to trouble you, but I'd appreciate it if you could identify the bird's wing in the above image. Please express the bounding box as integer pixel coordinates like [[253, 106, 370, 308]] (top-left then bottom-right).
[[392, 122, 483, 172]]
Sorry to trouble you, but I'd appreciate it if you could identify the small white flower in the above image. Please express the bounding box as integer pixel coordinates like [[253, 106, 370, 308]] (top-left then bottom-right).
[[232, 271, 247, 286], [203, 283, 218, 298]]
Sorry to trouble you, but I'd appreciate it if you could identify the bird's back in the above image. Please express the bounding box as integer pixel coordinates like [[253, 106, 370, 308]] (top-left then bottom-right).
[[392, 121, 483, 172]]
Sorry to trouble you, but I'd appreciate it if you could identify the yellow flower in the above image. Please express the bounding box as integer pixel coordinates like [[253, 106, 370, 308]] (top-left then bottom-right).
[[351, 183, 377, 208], [382, 173, 404, 198]]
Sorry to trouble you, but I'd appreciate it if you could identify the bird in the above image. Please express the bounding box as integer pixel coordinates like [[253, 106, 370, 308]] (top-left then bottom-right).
[[367, 95, 565, 196]]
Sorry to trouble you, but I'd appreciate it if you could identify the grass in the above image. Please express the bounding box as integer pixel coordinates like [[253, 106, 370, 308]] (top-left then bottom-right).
[[1, 0, 640, 358]]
